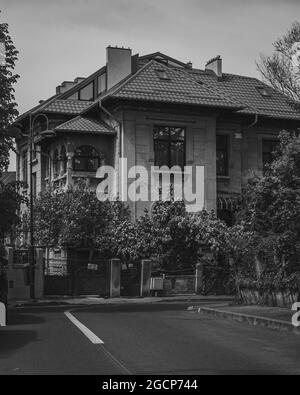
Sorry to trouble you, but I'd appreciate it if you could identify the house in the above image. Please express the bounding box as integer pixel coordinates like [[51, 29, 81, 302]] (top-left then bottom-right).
[[12, 46, 300, 231]]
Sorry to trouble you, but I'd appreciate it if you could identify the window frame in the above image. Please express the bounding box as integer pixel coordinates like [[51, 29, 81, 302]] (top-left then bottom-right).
[[216, 134, 229, 177], [153, 125, 186, 170], [262, 138, 279, 172], [73, 145, 101, 172], [78, 81, 94, 101]]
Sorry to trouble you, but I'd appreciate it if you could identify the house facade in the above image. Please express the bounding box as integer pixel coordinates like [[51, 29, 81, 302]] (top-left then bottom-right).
[[13, 46, 300, 231]]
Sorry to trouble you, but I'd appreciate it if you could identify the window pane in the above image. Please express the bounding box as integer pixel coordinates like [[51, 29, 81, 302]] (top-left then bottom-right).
[[170, 127, 185, 141], [79, 83, 93, 101], [97, 73, 107, 95], [216, 135, 229, 176], [154, 140, 169, 167], [22, 151, 28, 183], [74, 157, 85, 171], [154, 126, 186, 168], [262, 139, 279, 170], [154, 126, 169, 140], [67, 92, 79, 100], [170, 141, 184, 169]]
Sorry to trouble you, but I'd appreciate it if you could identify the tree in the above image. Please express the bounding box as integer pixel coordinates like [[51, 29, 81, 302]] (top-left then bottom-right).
[[257, 21, 300, 102], [0, 14, 19, 303], [0, 12, 19, 175], [234, 130, 300, 288], [107, 199, 230, 274], [30, 185, 130, 262]]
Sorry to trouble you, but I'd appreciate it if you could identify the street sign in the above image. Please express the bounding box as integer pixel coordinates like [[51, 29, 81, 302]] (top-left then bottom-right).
[[88, 263, 98, 271]]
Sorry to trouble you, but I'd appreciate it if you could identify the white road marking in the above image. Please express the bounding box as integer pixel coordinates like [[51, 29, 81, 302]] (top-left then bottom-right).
[[64, 311, 104, 344]]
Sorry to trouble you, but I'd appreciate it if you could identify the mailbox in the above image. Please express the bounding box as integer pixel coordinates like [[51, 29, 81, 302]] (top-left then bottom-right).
[[150, 277, 164, 291]]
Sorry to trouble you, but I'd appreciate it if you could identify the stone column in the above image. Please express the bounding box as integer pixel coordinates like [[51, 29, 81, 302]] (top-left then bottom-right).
[[109, 259, 121, 298], [140, 259, 152, 297], [35, 248, 44, 299], [195, 263, 203, 294], [66, 151, 74, 187]]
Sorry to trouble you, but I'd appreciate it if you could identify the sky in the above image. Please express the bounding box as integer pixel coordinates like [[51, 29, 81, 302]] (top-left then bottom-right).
[[2, 0, 300, 170]]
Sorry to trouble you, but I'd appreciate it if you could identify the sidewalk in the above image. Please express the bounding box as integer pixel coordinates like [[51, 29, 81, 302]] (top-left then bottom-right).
[[189, 303, 300, 334], [8, 294, 235, 308]]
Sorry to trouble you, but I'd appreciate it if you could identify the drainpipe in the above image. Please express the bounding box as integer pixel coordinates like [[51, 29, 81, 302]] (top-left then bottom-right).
[[98, 101, 122, 197]]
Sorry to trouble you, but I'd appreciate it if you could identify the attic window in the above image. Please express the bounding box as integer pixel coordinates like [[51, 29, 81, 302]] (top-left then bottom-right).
[[156, 69, 171, 81], [256, 86, 271, 97]]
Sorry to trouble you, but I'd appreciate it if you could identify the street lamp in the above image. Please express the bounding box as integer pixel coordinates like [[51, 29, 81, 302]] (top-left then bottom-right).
[[8, 115, 56, 300], [28, 114, 57, 299]]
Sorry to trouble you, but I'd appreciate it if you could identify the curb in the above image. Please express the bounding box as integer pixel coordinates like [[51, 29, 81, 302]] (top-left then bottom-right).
[[9, 296, 235, 308], [192, 306, 300, 334]]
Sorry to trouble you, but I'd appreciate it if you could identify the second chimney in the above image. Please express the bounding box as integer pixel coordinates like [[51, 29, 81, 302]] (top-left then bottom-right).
[[106, 46, 132, 90], [205, 55, 222, 78]]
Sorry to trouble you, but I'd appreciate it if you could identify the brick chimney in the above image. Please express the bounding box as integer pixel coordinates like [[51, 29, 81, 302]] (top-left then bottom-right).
[[205, 55, 222, 78], [106, 46, 132, 90], [56, 77, 86, 94]]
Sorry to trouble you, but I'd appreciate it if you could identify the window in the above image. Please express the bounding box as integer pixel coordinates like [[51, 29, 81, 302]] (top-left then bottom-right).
[[97, 73, 107, 95], [155, 69, 171, 81], [61, 146, 67, 174], [22, 150, 28, 184], [216, 135, 229, 176], [79, 82, 94, 101], [53, 149, 60, 177], [73, 145, 100, 172], [44, 150, 50, 178], [154, 126, 185, 169], [67, 92, 79, 100], [262, 139, 279, 170], [256, 86, 271, 97], [32, 144, 38, 161]]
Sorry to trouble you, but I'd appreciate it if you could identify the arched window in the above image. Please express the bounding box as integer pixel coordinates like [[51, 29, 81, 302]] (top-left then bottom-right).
[[60, 145, 67, 174], [73, 145, 100, 172], [53, 149, 60, 177]]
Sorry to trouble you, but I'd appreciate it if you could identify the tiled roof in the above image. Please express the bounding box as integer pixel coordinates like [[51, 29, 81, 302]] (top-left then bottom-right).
[[109, 60, 243, 110], [38, 99, 93, 115], [185, 69, 300, 120], [0, 171, 16, 185], [54, 116, 115, 134]]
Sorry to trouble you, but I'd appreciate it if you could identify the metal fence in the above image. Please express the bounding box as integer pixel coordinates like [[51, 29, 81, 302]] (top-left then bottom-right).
[[44, 257, 110, 297]]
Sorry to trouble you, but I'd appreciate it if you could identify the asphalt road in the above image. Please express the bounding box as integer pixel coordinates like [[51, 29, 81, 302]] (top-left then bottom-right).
[[1, 302, 300, 375]]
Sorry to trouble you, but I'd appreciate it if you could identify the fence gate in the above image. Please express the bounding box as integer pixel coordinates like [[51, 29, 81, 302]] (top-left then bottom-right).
[[44, 257, 110, 297], [120, 263, 141, 297]]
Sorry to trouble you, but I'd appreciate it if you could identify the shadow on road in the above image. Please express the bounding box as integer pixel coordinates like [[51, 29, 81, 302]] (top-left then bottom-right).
[[7, 312, 46, 326], [0, 329, 37, 358]]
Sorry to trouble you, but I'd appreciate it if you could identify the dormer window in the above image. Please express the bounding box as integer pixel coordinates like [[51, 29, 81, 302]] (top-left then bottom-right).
[[79, 82, 94, 101], [256, 86, 271, 97], [156, 69, 171, 81]]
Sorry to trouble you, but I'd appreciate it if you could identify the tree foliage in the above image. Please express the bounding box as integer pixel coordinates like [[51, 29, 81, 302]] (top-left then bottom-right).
[[0, 12, 19, 175], [233, 130, 300, 287], [257, 21, 300, 102]]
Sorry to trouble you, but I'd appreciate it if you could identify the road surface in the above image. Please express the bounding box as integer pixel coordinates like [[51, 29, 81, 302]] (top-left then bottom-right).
[[0, 302, 300, 375]]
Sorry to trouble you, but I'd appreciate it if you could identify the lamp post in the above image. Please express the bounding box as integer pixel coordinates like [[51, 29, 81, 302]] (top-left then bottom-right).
[[28, 114, 55, 300], [9, 116, 56, 300]]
